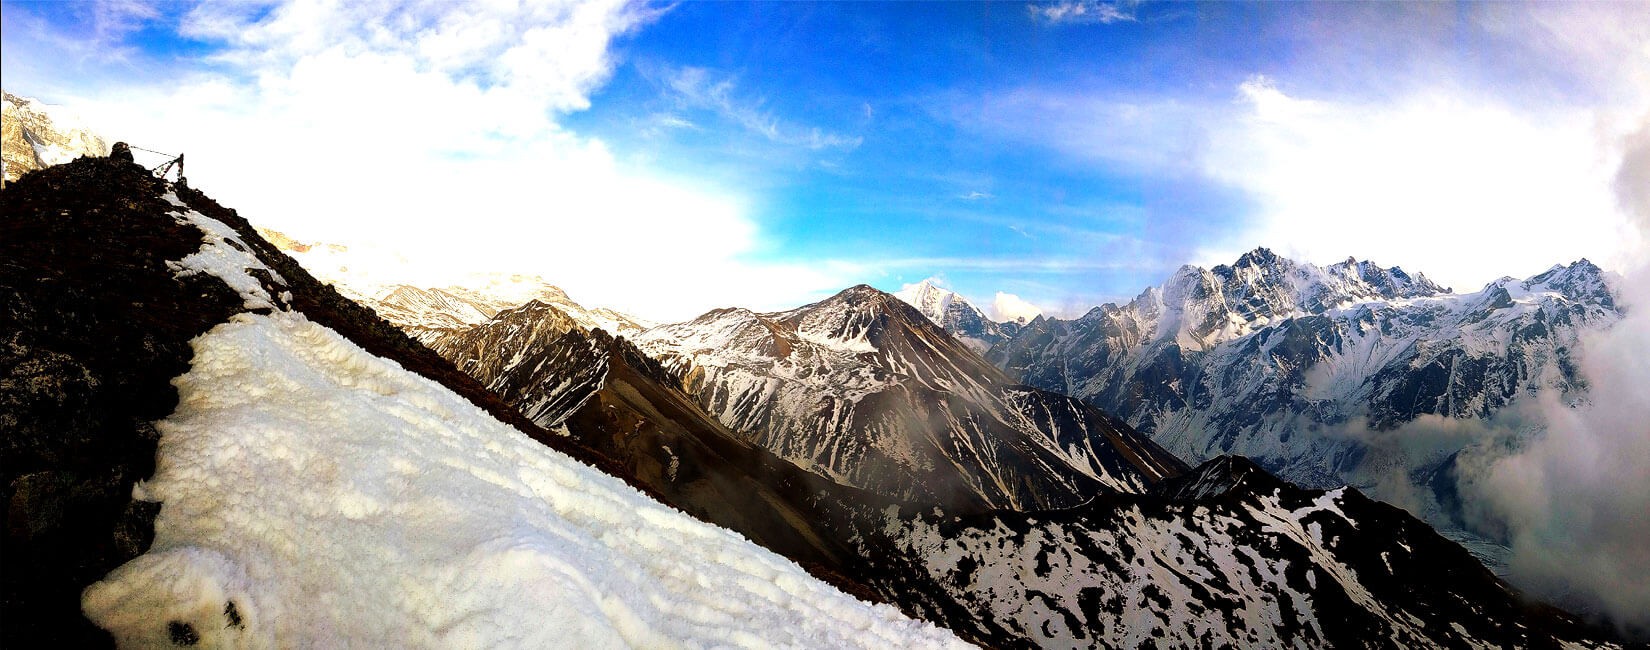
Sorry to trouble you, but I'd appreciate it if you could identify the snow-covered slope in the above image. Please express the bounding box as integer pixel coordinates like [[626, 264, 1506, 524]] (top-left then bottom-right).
[[0, 149, 964, 648], [634, 285, 1186, 510], [989, 248, 1622, 539], [853, 456, 1616, 649], [893, 279, 1009, 352], [84, 310, 960, 648], [2, 90, 109, 183]]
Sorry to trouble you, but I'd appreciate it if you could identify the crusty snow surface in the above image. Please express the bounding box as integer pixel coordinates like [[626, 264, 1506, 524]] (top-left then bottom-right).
[[80, 208, 965, 649]]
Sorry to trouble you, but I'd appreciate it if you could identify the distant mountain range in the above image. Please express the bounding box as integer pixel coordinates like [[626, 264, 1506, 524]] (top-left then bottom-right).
[[986, 248, 1619, 563], [2, 136, 1627, 646], [330, 232, 1616, 645]]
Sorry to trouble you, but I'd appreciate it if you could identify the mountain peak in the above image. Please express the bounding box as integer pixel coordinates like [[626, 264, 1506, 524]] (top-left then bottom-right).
[[837, 283, 887, 301], [893, 279, 1013, 353], [1233, 246, 1283, 268], [1520, 258, 1613, 308], [894, 278, 959, 312]]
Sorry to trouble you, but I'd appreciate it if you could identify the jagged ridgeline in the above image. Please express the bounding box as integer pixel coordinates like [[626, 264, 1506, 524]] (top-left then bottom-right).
[[985, 246, 1623, 570], [2, 151, 1622, 648], [371, 231, 1620, 642]]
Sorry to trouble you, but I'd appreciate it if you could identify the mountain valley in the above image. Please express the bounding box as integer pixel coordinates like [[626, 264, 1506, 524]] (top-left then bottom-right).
[[0, 143, 1630, 647]]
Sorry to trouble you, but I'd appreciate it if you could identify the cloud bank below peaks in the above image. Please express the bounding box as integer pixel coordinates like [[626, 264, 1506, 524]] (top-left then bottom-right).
[[1459, 114, 1650, 635]]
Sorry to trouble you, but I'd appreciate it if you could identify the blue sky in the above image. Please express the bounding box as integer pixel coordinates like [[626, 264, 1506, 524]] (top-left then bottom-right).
[[3, 1, 1647, 319]]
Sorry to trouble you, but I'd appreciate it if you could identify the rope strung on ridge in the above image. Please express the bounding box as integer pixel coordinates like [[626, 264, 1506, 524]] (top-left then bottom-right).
[[123, 143, 185, 183], [127, 145, 177, 158]]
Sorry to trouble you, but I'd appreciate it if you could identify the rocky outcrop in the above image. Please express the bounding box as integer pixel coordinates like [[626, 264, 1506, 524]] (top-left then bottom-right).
[[2, 91, 109, 184]]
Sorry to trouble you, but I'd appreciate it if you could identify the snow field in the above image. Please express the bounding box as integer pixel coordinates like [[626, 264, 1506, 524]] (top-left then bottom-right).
[[82, 310, 966, 648], [162, 192, 288, 311]]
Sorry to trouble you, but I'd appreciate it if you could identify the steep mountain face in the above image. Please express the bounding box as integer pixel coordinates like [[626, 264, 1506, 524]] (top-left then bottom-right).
[[849, 456, 1610, 648], [988, 248, 1621, 527], [2, 91, 110, 184], [426, 300, 608, 428], [403, 277, 1048, 646], [894, 279, 1008, 352], [1, 151, 965, 648], [632, 285, 1187, 511]]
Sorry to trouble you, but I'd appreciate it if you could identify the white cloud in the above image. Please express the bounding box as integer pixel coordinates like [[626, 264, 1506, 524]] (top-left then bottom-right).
[[54, 0, 853, 322], [1030, 1, 1137, 26], [990, 292, 1044, 323], [1458, 114, 1650, 632], [959, 191, 993, 201], [1201, 74, 1640, 290]]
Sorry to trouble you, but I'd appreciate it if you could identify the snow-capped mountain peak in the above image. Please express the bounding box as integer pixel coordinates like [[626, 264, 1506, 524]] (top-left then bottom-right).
[[989, 250, 1624, 578], [893, 279, 961, 320], [892, 278, 1008, 353], [1135, 248, 1458, 352], [253, 228, 650, 344], [633, 283, 1184, 509]]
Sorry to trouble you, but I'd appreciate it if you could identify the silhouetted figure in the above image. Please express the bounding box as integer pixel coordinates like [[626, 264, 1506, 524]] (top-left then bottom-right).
[[110, 142, 133, 163]]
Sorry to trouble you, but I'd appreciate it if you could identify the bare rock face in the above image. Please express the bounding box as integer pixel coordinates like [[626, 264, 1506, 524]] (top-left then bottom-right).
[[2, 91, 110, 184]]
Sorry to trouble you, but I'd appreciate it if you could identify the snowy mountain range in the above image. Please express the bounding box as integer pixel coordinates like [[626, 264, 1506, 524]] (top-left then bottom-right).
[[2, 90, 109, 184], [2, 150, 1625, 648], [985, 248, 1621, 558], [365, 280, 649, 344], [369, 236, 1619, 644]]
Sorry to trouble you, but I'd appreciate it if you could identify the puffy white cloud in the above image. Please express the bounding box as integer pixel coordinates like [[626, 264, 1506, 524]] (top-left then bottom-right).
[[52, 0, 853, 322], [1459, 114, 1650, 632], [990, 291, 1044, 324], [1202, 74, 1636, 290]]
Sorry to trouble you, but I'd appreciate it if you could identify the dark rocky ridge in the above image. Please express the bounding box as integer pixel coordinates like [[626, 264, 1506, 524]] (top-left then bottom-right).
[[0, 152, 716, 646]]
